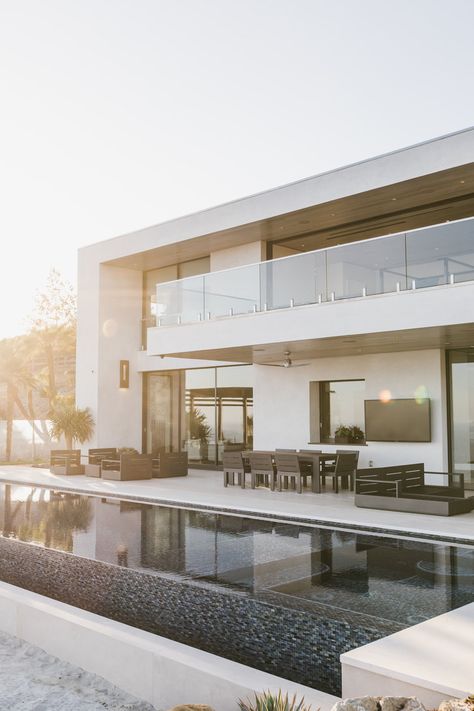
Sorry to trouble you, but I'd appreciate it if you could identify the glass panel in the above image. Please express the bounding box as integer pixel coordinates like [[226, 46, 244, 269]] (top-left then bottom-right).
[[449, 350, 474, 490], [216, 366, 254, 463], [184, 368, 216, 465], [146, 372, 183, 454], [204, 264, 260, 317], [260, 250, 326, 310], [407, 220, 474, 288], [326, 234, 406, 299], [156, 275, 204, 324]]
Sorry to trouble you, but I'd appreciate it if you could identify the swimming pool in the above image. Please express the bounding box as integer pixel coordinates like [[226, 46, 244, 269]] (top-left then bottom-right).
[[0, 484, 472, 695]]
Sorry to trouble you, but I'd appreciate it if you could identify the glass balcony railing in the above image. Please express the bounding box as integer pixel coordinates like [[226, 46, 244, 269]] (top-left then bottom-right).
[[154, 217, 474, 327]]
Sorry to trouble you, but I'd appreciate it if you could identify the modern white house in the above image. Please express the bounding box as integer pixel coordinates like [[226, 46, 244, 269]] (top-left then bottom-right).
[[76, 127, 474, 489]]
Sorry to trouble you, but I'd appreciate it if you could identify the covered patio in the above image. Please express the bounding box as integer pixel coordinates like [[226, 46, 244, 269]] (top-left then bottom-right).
[[0, 465, 472, 544]]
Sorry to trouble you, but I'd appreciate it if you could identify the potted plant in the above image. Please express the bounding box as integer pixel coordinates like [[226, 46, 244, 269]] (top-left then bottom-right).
[[349, 425, 365, 443], [188, 407, 211, 461], [334, 425, 352, 444]]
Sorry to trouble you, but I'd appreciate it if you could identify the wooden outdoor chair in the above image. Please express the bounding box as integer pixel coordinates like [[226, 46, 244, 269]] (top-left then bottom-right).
[[247, 452, 275, 490], [275, 452, 308, 494], [82, 448, 118, 477], [152, 451, 188, 478], [101, 453, 153, 481], [50, 449, 84, 476], [322, 452, 359, 493], [222, 451, 245, 487]]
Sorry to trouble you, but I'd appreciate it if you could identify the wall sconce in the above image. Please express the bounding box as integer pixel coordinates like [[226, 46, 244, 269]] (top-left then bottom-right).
[[119, 360, 129, 389]]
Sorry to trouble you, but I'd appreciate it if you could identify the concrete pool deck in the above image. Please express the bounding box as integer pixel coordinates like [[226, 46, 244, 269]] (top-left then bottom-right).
[[0, 465, 473, 543]]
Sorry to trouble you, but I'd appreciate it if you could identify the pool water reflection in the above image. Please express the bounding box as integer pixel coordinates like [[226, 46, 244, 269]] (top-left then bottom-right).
[[1, 484, 472, 627]]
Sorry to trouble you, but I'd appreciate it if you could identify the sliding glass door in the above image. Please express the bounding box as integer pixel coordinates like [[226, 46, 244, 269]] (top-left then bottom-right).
[[448, 350, 474, 490], [145, 365, 253, 468]]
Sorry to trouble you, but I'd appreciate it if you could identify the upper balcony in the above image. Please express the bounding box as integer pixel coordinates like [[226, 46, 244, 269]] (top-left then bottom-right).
[[148, 217, 474, 360]]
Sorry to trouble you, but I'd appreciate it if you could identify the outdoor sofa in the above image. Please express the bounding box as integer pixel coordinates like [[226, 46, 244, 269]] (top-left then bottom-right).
[[355, 463, 474, 516]]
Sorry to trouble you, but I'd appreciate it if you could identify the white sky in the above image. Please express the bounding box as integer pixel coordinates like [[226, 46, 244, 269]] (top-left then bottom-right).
[[1, 0, 474, 338]]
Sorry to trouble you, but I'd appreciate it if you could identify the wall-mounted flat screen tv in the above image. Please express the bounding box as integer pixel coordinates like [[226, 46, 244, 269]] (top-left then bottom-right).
[[364, 398, 431, 442]]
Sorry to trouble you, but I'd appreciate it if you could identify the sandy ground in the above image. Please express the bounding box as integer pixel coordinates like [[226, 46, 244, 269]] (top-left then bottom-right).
[[0, 631, 156, 710]]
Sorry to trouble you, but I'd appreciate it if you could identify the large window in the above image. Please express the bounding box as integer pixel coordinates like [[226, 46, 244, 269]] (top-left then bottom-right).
[[448, 349, 474, 490], [145, 365, 253, 467], [311, 379, 365, 444]]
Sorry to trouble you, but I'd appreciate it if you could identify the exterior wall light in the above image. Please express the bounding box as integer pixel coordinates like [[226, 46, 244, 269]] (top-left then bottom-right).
[[119, 360, 129, 389]]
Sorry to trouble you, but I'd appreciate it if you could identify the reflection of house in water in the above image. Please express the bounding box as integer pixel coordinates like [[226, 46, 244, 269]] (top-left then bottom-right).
[[73, 499, 143, 568]]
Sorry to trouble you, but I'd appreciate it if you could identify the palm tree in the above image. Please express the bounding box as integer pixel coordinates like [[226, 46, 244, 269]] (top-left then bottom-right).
[[49, 399, 95, 449]]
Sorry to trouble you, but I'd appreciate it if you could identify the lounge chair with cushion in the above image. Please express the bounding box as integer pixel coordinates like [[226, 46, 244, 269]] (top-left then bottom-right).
[[82, 448, 118, 477], [101, 453, 153, 481], [50, 449, 85, 476], [355, 463, 474, 516], [152, 451, 188, 478]]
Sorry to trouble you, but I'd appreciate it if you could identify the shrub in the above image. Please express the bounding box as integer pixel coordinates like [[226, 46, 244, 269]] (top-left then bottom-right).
[[238, 690, 313, 711]]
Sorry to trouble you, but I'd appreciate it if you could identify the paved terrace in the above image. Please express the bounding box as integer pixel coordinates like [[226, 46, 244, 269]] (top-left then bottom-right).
[[0, 465, 473, 544]]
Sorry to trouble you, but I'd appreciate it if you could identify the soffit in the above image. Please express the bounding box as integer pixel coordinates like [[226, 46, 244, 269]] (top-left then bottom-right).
[[106, 164, 474, 270]]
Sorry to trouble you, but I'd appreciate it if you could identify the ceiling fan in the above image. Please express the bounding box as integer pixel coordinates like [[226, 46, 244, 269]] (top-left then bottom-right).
[[260, 351, 310, 368]]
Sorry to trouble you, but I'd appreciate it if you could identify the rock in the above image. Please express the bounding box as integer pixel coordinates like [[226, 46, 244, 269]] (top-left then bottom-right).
[[168, 706, 215, 711], [331, 697, 380, 711], [439, 699, 474, 711], [381, 698, 425, 711], [331, 697, 425, 711]]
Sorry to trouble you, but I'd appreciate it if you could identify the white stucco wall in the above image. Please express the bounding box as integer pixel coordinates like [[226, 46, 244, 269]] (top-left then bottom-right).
[[253, 349, 448, 470], [76, 261, 143, 450], [210, 241, 266, 271]]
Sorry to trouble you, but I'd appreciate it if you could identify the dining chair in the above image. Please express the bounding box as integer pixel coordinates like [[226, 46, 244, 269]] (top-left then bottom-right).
[[223, 451, 246, 488], [248, 452, 276, 490], [322, 452, 359, 493], [274, 452, 307, 494]]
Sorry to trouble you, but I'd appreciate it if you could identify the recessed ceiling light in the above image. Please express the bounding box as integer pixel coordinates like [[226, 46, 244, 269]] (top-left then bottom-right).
[[330, 213, 335, 217], [460, 180, 465, 184], [301, 244, 305, 247], [391, 197, 397, 201]]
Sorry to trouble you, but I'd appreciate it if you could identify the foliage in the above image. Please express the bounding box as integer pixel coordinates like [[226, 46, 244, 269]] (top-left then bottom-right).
[[349, 425, 365, 441], [334, 425, 352, 438], [49, 399, 94, 449], [28, 268, 77, 408], [238, 690, 312, 711], [30, 268, 76, 330], [335, 424, 365, 441], [0, 269, 77, 461], [188, 407, 211, 444]]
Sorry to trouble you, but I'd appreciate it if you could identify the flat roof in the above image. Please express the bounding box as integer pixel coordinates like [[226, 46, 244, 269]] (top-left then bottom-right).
[[80, 126, 474, 266]]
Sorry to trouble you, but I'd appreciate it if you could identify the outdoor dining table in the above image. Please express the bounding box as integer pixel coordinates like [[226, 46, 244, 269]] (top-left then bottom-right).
[[297, 453, 337, 493], [241, 451, 337, 493]]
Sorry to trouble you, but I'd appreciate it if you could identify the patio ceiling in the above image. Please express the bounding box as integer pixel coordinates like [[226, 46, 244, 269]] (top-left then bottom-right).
[[162, 322, 474, 364]]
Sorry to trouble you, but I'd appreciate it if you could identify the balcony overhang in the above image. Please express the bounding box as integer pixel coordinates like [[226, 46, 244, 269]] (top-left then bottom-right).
[[81, 128, 474, 271], [146, 281, 474, 363]]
